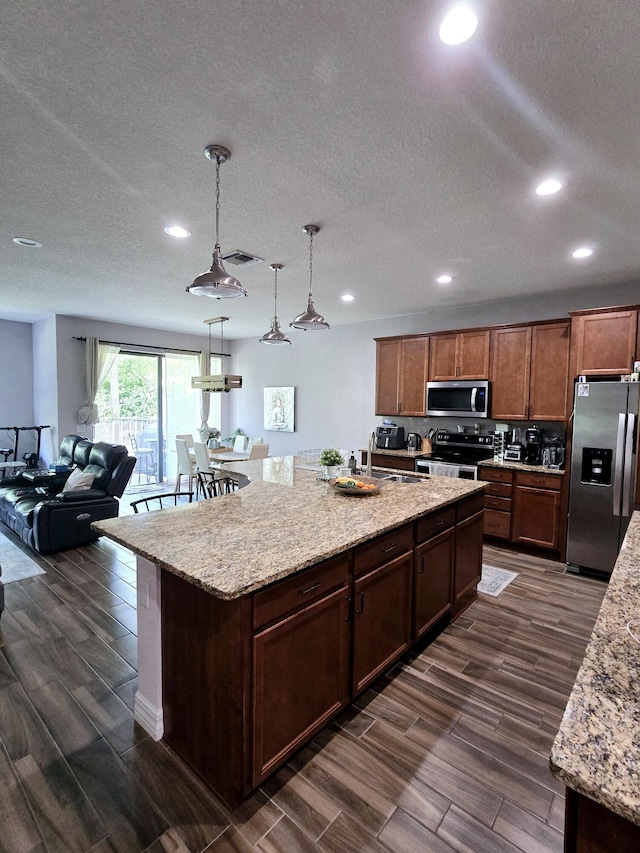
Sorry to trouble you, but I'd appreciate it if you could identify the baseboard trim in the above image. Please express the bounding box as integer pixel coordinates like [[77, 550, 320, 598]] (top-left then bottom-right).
[[134, 692, 164, 741]]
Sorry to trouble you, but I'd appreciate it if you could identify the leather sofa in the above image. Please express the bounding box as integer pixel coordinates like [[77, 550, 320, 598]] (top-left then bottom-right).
[[0, 435, 136, 555]]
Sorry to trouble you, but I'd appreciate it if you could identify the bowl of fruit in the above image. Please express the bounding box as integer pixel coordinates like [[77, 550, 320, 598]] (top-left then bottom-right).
[[329, 475, 383, 496]]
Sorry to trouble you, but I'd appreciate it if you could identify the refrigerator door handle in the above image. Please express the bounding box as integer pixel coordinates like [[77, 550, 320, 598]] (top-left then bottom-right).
[[614, 413, 626, 517], [622, 413, 636, 518]]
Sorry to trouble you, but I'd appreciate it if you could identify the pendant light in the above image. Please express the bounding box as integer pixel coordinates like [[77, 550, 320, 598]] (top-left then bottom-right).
[[290, 224, 330, 330], [260, 264, 291, 345], [186, 145, 247, 299], [191, 317, 243, 392]]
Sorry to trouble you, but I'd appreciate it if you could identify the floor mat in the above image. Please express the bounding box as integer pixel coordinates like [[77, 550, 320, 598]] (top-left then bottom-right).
[[0, 532, 46, 583], [478, 564, 518, 596]]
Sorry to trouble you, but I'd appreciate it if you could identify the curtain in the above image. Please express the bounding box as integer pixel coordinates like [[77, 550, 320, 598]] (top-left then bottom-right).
[[77, 337, 120, 425], [198, 349, 211, 437]]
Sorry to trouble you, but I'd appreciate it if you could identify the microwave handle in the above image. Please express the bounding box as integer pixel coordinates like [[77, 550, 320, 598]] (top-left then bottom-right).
[[470, 387, 477, 412]]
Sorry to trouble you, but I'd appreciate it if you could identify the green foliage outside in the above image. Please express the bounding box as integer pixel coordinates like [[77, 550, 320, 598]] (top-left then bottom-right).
[[96, 355, 157, 418]]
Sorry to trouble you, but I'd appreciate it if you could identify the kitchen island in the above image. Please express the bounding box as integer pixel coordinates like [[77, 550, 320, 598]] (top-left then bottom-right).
[[550, 511, 640, 850], [94, 456, 484, 808]]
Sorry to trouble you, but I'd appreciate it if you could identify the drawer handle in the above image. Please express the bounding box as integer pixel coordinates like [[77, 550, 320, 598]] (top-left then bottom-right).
[[417, 557, 424, 575], [382, 543, 397, 553], [355, 590, 364, 614], [434, 519, 445, 527], [298, 581, 320, 595]]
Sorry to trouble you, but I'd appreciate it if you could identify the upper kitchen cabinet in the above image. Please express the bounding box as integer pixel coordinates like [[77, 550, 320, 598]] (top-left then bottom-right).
[[429, 330, 490, 381], [491, 321, 570, 421], [569, 307, 638, 376], [375, 335, 429, 416]]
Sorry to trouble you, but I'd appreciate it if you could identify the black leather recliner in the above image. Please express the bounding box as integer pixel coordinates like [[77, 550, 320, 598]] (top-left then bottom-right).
[[0, 435, 136, 555]]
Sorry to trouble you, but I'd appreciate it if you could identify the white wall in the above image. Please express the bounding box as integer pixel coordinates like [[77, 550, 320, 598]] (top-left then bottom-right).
[[230, 279, 640, 456], [0, 318, 36, 459]]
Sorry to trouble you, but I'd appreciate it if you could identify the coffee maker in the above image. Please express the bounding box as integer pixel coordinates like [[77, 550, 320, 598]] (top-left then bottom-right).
[[524, 425, 544, 465]]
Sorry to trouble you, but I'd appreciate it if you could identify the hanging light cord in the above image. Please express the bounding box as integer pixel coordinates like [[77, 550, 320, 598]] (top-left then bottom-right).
[[308, 228, 314, 297], [214, 156, 221, 248], [273, 266, 279, 320]]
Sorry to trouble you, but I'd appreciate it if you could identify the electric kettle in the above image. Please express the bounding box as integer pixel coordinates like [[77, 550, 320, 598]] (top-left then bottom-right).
[[407, 432, 422, 451]]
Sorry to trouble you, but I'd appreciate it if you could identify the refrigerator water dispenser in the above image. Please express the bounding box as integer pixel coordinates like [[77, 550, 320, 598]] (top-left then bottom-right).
[[581, 447, 612, 485]]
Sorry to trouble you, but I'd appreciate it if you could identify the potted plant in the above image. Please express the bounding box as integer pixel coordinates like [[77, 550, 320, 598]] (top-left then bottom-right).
[[199, 425, 221, 448], [319, 448, 345, 480]]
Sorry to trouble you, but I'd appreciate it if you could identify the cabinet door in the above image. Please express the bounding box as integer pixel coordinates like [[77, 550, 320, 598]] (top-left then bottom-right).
[[490, 326, 531, 420], [352, 551, 413, 695], [572, 310, 637, 376], [454, 511, 483, 604], [429, 334, 458, 380], [252, 585, 351, 785], [457, 330, 490, 379], [529, 322, 571, 420], [414, 527, 454, 640], [375, 338, 401, 415], [513, 486, 561, 550], [398, 336, 429, 415]]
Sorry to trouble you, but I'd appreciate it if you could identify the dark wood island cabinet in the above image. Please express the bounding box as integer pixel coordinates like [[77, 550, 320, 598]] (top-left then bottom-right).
[[95, 458, 484, 809]]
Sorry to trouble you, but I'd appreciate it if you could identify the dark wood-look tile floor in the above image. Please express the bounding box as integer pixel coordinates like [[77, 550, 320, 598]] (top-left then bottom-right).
[[0, 522, 606, 852]]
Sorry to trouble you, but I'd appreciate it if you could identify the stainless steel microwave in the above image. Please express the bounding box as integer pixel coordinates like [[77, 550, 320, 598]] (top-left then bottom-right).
[[426, 380, 490, 418]]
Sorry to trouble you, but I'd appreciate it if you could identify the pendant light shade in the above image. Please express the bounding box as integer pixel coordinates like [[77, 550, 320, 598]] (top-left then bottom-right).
[[260, 264, 291, 345], [186, 145, 247, 300], [290, 224, 330, 330]]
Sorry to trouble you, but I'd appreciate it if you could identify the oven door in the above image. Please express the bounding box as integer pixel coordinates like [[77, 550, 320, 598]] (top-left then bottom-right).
[[415, 459, 478, 480]]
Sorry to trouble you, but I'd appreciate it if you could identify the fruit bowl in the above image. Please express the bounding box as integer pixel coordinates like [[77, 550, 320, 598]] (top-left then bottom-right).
[[329, 476, 383, 496]]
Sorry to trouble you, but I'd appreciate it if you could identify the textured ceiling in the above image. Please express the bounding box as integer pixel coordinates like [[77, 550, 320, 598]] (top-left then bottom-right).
[[3, 1, 640, 340]]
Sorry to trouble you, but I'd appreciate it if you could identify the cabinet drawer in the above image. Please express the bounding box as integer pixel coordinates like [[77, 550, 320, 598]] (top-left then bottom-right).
[[253, 553, 351, 630], [370, 453, 416, 472], [456, 492, 484, 522], [483, 509, 511, 539], [483, 481, 512, 498], [480, 467, 513, 484], [354, 524, 414, 578], [415, 507, 456, 544], [484, 495, 511, 512], [516, 471, 562, 491]]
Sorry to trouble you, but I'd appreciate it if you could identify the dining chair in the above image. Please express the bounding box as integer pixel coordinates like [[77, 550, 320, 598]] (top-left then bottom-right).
[[130, 492, 194, 513], [175, 438, 197, 493], [248, 443, 269, 459], [232, 434, 248, 452], [129, 433, 156, 484], [176, 433, 194, 449]]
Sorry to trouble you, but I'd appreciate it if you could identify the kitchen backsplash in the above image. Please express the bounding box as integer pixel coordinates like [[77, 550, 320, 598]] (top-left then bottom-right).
[[381, 415, 566, 443]]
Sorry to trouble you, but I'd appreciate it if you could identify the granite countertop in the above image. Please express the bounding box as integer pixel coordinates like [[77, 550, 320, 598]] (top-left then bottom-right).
[[94, 456, 483, 601], [480, 458, 565, 476], [550, 511, 640, 826]]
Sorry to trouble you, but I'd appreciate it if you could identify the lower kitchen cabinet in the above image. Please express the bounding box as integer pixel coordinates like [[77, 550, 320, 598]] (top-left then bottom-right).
[[454, 497, 484, 616], [512, 470, 562, 550], [480, 468, 513, 540], [252, 583, 351, 784], [161, 494, 483, 808], [352, 551, 413, 694], [414, 526, 455, 639], [480, 466, 564, 552]]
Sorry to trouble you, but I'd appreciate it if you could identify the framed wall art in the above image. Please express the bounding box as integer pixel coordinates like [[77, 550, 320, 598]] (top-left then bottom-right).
[[264, 386, 295, 432]]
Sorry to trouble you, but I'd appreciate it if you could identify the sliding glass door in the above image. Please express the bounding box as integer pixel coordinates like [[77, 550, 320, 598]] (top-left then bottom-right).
[[95, 349, 221, 485]]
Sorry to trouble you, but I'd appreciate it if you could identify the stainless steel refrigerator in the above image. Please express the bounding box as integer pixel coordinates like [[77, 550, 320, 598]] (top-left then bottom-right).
[[566, 381, 639, 576]]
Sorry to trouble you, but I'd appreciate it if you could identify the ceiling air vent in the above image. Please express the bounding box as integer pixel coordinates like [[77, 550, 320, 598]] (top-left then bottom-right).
[[222, 250, 264, 267]]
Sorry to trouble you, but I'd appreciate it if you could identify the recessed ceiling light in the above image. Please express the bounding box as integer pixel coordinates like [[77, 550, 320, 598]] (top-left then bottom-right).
[[572, 247, 593, 259], [437, 275, 453, 284], [535, 178, 563, 196], [12, 237, 42, 248], [164, 225, 191, 238], [439, 3, 478, 45], [341, 294, 355, 302]]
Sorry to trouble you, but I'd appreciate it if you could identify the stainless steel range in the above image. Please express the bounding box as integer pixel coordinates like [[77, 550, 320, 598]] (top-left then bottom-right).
[[416, 430, 494, 479]]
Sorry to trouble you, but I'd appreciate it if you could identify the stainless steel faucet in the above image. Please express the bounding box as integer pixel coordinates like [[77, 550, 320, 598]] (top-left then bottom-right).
[[365, 431, 375, 477]]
